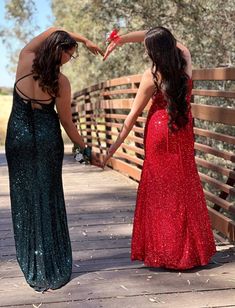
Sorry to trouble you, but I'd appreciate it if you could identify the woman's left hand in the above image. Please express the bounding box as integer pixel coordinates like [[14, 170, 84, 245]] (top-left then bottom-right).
[[85, 40, 104, 56], [103, 39, 122, 61], [91, 152, 103, 168], [102, 153, 112, 169]]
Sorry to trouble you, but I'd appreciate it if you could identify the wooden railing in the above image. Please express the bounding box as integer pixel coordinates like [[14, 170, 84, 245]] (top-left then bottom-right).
[[72, 67, 235, 241]]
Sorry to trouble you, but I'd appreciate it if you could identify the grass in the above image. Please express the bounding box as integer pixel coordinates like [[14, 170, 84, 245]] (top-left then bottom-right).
[[0, 95, 12, 145]]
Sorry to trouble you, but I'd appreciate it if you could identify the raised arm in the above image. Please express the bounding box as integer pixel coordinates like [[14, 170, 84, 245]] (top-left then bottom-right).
[[118, 30, 146, 43], [111, 30, 190, 49], [21, 27, 103, 56], [103, 30, 146, 60], [102, 69, 155, 167], [103, 29, 192, 76]]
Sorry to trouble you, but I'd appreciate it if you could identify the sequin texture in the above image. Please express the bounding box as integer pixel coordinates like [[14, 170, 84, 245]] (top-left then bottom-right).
[[5, 88, 72, 291], [131, 79, 216, 269]]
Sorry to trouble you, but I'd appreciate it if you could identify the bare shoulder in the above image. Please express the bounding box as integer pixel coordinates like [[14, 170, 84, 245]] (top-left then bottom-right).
[[177, 42, 191, 58], [143, 68, 153, 79], [59, 74, 71, 92], [59, 73, 70, 85], [55, 73, 71, 104], [141, 68, 155, 88], [176, 42, 192, 78], [16, 52, 35, 80]]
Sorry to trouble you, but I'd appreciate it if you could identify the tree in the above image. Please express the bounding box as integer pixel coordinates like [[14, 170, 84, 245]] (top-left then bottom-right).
[[1, 0, 38, 73], [51, 0, 235, 90], [2, 0, 234, 89]]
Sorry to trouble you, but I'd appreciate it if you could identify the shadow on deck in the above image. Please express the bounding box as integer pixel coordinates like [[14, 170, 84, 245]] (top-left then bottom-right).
[[0, 147, 235, 308]]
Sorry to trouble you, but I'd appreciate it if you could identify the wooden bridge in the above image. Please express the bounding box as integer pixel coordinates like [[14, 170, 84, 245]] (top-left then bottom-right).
[[72, 67, 235, 241], [0, 67, 234, 307]]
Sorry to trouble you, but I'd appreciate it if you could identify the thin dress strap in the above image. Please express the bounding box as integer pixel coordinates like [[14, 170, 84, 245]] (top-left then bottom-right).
[[14, 73, 54, 103], [15, 73, 34, 85]]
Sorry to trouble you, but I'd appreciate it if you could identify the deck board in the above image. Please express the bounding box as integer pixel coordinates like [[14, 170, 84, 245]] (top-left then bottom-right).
[[0, 146, 234, 308]]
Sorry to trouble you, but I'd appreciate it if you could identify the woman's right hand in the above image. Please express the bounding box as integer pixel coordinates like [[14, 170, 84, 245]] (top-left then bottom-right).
[[103, 30, 146, 61], [103, 39, 123, 61]]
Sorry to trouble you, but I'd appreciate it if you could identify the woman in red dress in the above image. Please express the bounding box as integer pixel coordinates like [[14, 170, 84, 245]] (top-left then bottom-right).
[[103, 27, 216, 269]]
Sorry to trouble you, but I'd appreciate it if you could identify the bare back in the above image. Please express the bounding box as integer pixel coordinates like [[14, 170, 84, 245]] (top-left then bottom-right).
[[15, 51, 54, 106]]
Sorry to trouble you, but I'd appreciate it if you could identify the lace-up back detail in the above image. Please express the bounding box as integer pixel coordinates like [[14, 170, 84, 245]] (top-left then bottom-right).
[[14, 73, 55, 110]]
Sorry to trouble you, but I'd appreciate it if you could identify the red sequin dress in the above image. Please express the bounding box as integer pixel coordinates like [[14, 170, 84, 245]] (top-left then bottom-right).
[[131, 79, 216, 269]]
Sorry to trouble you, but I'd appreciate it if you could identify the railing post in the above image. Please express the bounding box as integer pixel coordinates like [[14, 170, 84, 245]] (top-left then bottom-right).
[[71, 96, 79, 153], [103, 86, 112, 152], [85, 89, 92, 146], [132, 81, 144, 164]]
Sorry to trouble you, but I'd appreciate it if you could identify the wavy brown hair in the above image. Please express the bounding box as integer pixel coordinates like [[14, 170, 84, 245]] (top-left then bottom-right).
[[145, 26, 190, 131], [32, 30, 78, 97]]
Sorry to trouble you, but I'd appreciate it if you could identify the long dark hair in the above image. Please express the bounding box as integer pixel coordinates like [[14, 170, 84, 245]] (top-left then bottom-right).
[[145, 26, 189, 131], [32, 30, 78, 97]]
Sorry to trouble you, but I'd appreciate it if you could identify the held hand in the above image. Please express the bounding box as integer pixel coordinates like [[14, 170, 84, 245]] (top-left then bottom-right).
[[102, 145, 116, 168], [91, 152, 103, 168], [85, 40, 104, 56], [102, 153, 112, 169]]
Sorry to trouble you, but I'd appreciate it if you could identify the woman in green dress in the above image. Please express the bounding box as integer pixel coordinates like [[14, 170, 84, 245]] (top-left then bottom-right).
[[5, 27, 102, 292]]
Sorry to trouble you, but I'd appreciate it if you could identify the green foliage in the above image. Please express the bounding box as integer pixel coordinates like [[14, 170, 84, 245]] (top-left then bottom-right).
[[1, 0, 38, 73], [4, 0, 37, 43], [51, 0, 235, 90], [2, 1, 235, 90], [51, 0, 147, 90]]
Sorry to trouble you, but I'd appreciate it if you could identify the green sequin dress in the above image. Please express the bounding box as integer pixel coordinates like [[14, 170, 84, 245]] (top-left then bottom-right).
[[5, 74, 72, 291]]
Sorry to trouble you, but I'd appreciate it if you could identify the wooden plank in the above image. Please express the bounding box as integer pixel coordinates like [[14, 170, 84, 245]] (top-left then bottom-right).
[[82, 131, 144, 149], [194, 143, 235, 162], [73, 83, 102, 98], [81, 128, 106, 134], [191, 103, 235, 125], [103, 74, 142, 87], [1, 146, 235, 307], [112, 132, 143, 144], [192, 67, 235, 81], [7, 289, 235, 308], [115, 151, 144, 167], [75, 104, 85, 112], [208, 207, 235, 241], [194, 127, 235, 145], [0, 224, 133, 246], [101, 88, 138, 96], [0, 211, 134, 226], [1, 266, 235, 306], [74, 76, 142, 99], [88, 113, 146, 123], [76, 99, 151, 112], [192, 89, 235, 98], [120, 143, 145, 156], [199, 172, 235, 195], [204, 190, 235, 213], [108, 158, 141, 181], [0, 238, 132, 257], [100, 99, 134, 109], [195, 157, 235, 179], [104, 122, 145, 134]]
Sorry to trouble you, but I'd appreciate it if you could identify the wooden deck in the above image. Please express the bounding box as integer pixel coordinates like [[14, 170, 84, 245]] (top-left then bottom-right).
[[0, 146, 235, 308]]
